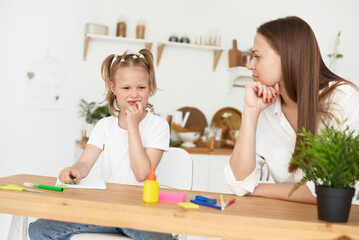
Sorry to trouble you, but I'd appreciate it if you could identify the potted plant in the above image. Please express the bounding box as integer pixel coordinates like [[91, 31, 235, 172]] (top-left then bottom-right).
[[289, 120, 359, 222], [78, 98, 111, 138]]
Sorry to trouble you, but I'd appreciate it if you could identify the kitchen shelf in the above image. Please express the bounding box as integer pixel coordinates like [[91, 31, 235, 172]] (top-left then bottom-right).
[[156, 41, 224, 71], [82, 34, 223, 71], [228, 66, 252, 88], [83, 33, 154, 60]]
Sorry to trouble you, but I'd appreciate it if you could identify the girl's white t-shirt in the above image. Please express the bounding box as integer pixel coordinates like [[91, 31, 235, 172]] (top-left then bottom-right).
[[225, 83, 359, 197], [88, 112, 170, 185]]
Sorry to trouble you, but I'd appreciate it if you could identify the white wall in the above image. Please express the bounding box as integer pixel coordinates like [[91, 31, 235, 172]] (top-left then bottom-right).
[[1, 0, 358, 178]]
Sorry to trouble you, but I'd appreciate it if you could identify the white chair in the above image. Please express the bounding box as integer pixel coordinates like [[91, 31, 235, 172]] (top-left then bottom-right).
[[70, 147, 193, 240], [157, 147, 193, 191]]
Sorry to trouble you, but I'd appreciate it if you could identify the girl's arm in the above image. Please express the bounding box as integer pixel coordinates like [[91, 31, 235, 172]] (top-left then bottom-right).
[[230, 82, 279, 180], [128, 125, 163, 181], [126, 102, 163, 182], [59, 144, 102, 184], [249, 183, 316, 204]]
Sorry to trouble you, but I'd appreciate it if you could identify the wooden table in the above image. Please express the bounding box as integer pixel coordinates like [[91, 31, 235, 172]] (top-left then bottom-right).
[[1, 174, 359, 240]]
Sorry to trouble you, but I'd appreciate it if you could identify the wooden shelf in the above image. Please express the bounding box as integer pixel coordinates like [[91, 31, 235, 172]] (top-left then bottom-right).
[[83, 33, 154, 60], [82, 34, 223, 71], [157, 41, 223, 71]]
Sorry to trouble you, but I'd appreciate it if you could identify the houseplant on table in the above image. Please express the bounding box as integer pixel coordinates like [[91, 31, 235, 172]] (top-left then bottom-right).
[[78, 98, 111, 138], [289, 120, 359, 222]]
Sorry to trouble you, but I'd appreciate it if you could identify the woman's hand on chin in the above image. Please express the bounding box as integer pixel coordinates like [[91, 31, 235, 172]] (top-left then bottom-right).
[[244, 82, 280, 112]]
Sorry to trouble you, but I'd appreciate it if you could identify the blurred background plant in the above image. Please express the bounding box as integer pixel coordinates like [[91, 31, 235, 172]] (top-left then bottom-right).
[[328, 31, 343, 72], [78, 98, 110, 124]]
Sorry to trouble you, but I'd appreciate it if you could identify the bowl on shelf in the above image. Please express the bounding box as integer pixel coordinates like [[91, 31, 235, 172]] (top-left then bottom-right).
[[177, 132, 201, 148]]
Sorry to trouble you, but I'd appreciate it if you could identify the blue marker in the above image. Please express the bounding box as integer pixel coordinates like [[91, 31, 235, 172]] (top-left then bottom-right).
[[195, 195, 217, 205], [190, 199, 222, 210]]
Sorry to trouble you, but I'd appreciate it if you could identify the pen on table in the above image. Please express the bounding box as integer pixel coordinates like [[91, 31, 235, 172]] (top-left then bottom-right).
[[0, 184, 43, 193], [221, 197, 236, 210], [23, 182, 63, 192], [190, 199, 222, 210]]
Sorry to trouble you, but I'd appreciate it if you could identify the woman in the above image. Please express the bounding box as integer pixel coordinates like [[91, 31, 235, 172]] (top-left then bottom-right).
[[225, 16, 359, 203]]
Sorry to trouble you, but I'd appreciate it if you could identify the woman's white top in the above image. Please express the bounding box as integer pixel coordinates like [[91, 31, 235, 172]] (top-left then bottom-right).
[[225, 84, 359, 196], [88, 112, 170, 185]]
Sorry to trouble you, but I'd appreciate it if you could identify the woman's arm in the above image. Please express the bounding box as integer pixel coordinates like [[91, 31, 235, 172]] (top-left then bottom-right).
[[59, 144, 102, 183], [230, 82, 279, 180], [250, 183, 316, 204], [229, 108, 260, 180]]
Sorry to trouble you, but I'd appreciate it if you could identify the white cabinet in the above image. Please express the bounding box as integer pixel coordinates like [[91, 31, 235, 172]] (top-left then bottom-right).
[[228, 66, 252, 88]]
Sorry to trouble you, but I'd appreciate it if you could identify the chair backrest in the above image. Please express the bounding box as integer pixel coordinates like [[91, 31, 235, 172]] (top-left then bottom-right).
[[156, 147, 193, 191]]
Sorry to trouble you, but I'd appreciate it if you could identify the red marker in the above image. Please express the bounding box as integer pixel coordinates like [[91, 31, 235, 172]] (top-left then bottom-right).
[[221, 198, 236, 210]]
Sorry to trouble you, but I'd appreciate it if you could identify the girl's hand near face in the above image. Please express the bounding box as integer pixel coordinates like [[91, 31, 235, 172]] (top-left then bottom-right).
[[126, 101, 144, 129], [245, 82, 280, 112]]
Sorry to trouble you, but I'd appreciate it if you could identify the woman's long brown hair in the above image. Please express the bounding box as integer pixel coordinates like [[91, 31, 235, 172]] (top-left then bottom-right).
[[257, 16, 357, 172]]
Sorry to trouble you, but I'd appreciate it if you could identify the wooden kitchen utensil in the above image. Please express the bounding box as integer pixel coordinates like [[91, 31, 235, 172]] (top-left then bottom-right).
[[211, 107, 242, 143], [178, 107, 208, 135], [228, 39, 243, 67]]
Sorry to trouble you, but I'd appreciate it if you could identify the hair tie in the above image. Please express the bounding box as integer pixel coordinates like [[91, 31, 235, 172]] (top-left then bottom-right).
[[111, 54, 118, 67], [120, 58, 125, 62], [133, 55, 138, 59], [135, 52, 145, 59]]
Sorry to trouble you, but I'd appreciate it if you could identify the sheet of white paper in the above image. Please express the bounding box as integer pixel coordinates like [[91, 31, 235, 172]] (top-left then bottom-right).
[[56, 178, 106, 190]]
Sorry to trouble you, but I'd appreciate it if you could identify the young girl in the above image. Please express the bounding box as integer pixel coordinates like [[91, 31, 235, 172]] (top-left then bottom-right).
[[29, 49, 174, 240], [225, 16, 359, 204]]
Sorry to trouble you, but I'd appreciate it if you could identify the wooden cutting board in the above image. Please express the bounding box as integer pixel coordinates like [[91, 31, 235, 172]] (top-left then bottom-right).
[[228, 39, 243, 67], [211, 107, 242, 141], [177, 107, 208, 135]]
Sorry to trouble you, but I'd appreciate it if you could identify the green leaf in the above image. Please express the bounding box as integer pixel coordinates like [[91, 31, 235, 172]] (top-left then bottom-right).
[[78, 98, 110, 124]]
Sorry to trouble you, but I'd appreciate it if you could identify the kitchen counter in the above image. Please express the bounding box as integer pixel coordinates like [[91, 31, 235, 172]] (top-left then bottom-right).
[[77, 139, 232, 155], [179, 147, 232, 155]]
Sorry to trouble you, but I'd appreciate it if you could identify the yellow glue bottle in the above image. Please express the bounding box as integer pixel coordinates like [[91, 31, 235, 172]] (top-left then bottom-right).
[[143, 168, 159, 203]]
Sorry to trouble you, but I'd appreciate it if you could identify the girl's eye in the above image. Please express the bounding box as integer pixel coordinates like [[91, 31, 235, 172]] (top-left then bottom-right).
[[122, 87, 129, 90], [139, 86, 146, 89]]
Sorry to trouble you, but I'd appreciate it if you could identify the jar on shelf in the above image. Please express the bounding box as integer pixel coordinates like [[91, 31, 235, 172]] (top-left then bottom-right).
[[136, 19, 145, 39], [116, 16, 126, 37]]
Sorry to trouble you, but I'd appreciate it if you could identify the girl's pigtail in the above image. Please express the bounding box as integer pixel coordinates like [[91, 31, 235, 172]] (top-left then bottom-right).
[[101, 54, 118, 116], [139, 49, 157, 96]]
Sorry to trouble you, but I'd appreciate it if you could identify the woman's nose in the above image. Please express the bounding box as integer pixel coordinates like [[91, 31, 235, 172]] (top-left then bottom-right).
[[247, 57, 255, 70]]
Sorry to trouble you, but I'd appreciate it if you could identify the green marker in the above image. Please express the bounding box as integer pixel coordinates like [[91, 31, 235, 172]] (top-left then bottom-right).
[[24, 182, 63, 192], [72, 178, 77, 184]]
